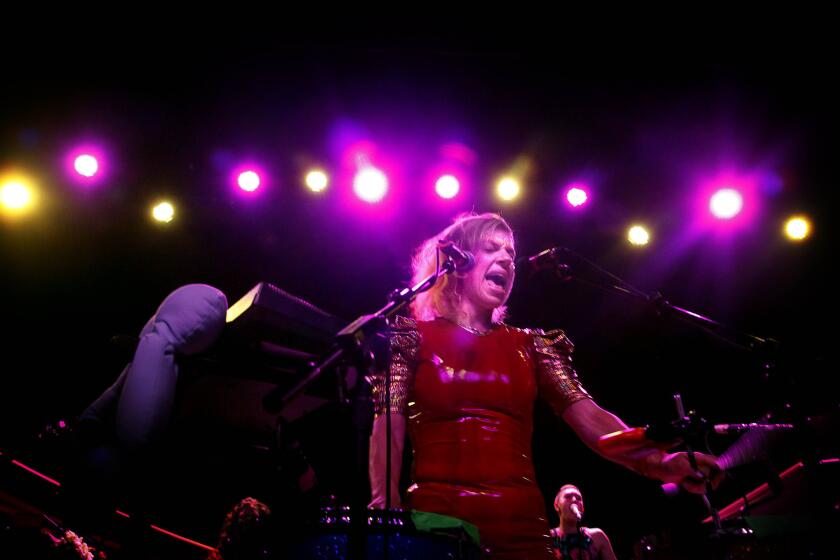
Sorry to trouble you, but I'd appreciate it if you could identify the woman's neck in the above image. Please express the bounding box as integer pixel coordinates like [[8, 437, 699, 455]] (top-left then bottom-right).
[[451, 302, 494, 332]]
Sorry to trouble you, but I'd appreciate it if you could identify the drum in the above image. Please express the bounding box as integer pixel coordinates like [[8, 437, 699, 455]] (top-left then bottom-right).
[[283, 506, 483, 559]]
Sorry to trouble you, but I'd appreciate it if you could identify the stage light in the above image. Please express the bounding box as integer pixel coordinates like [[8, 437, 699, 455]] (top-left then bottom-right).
[[237, 170, 261, 192], [73, 154, 99, 178], [66, 145, 107, 185], [151, 201, 175, 223], [1, 175, 36, 217], [627, 225, 650, 246], [566, 185, 588, 207], [353, 167, 388, 203], [709, 188, 743, 219], [496, 177, 521, 201], [305, 169, 329, 193], [435, 175, 460, 199], [784, 215, 811, 241]]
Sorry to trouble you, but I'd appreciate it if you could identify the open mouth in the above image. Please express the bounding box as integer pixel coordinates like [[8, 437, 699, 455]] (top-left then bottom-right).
[[485, 271, 507, 289]]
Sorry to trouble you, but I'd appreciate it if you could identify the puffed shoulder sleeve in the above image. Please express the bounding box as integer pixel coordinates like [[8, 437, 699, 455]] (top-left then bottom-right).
[[530, 328, 591, 416], [368, 315, 420, 417]]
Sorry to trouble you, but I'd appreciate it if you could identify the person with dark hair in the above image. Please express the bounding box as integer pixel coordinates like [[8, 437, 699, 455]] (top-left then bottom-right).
[[209, 497, 273, 560]]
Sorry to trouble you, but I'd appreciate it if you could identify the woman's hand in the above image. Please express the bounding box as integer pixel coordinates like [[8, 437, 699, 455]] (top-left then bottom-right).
[[638, 451, 723, 494]]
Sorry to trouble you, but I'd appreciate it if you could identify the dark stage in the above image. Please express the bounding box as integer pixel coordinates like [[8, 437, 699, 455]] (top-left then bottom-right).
[[2, 19, 836, 559]]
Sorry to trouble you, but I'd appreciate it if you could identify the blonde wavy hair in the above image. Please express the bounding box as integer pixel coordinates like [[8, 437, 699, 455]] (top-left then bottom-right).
[[410, 212, 514, 324]]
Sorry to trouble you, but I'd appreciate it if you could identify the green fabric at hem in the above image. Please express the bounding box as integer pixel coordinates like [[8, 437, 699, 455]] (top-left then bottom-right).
[[411, 510, 481, 546]]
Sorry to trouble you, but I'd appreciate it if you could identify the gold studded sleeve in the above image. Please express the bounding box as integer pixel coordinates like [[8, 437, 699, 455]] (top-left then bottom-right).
[[531, 328, 591, 416], [369, 315, 420, 417]]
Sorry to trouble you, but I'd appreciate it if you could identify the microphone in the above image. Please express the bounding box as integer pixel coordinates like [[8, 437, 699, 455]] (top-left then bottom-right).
[[516, 247, 562, 271], [516, 247, 573, 281], [437, 241, 475, 272], [570, 503, 582, 522], [712, 423, 795, 435]]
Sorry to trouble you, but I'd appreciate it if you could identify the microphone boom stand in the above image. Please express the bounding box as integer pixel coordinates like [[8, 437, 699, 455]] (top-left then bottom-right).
[[264, 255, 463, 559], [527, 247, 785, 555]]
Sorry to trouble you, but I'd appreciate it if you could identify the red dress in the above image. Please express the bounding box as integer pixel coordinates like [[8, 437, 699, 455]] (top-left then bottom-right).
[[372, 317, 591, 559]]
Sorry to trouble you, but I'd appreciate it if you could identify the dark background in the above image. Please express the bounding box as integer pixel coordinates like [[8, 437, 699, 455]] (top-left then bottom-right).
[[2, 15, 836, 558]]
